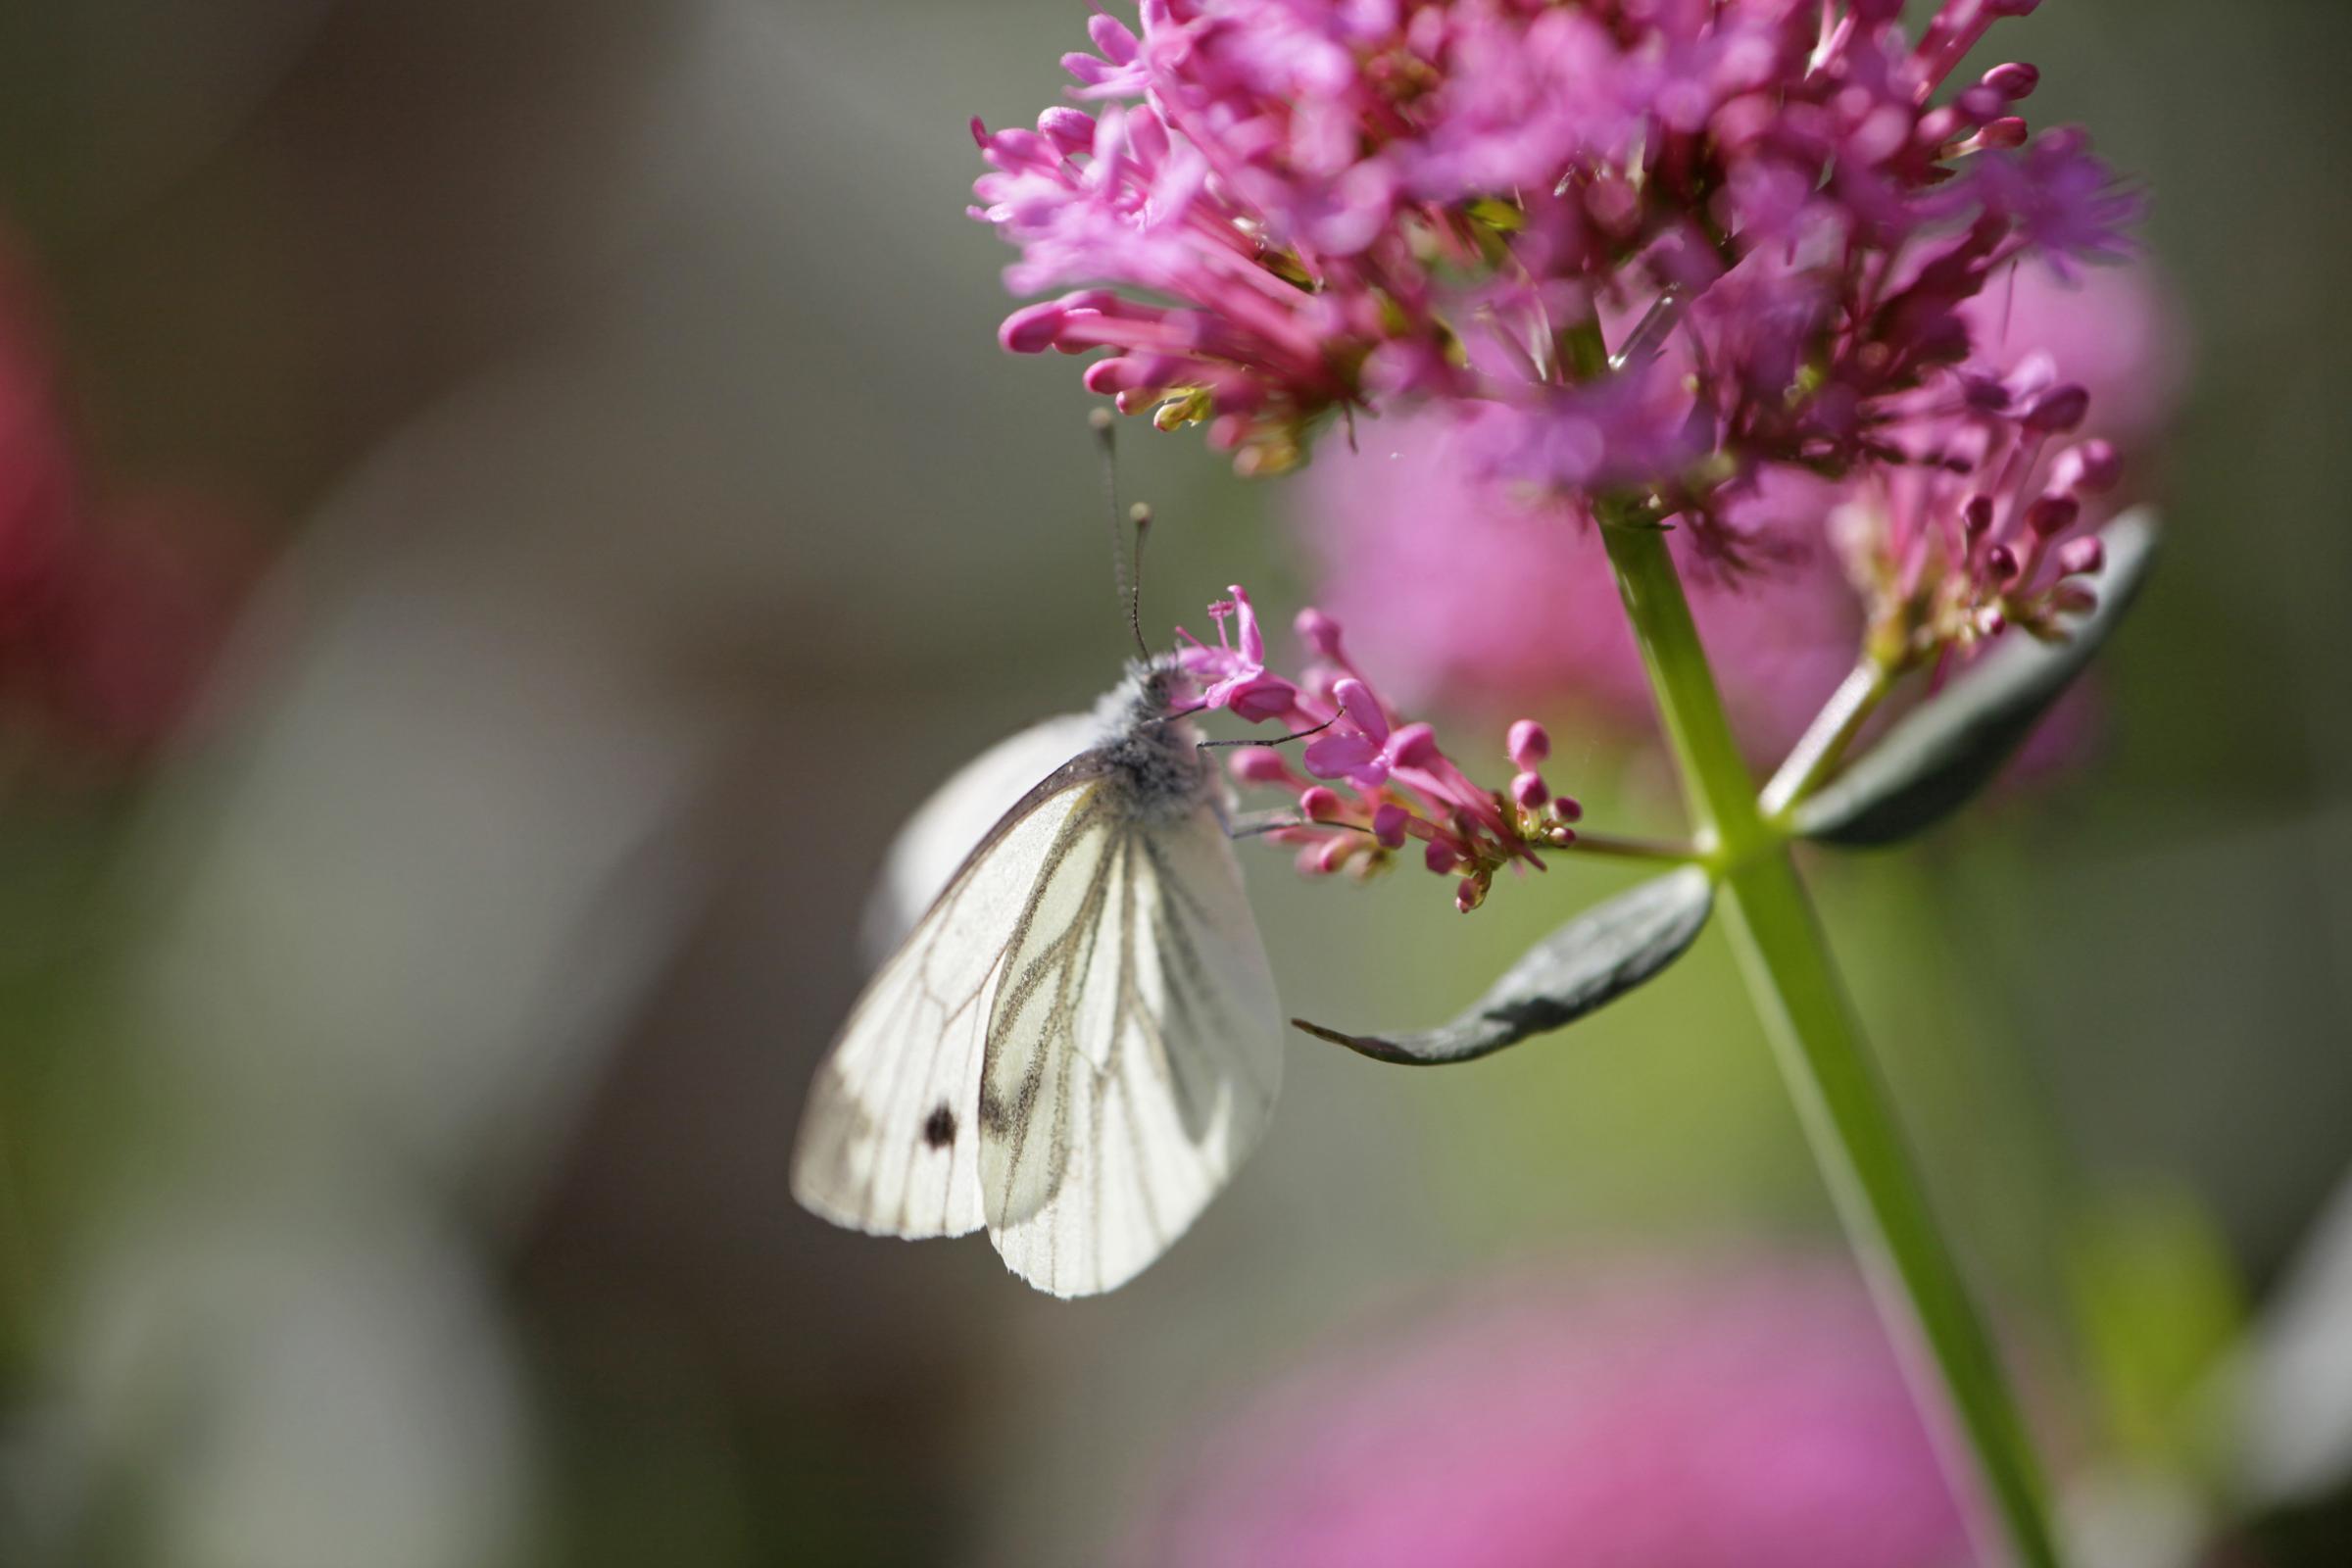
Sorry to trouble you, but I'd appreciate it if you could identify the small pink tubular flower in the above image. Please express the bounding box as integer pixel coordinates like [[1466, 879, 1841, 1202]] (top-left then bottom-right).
[[1132, 1257, 1973, 1568], [1294, 260, 2181, 761], [1174, 585, 1299, 721], [1179, 587, 1575, 911], [976, 0, 2140, 539]]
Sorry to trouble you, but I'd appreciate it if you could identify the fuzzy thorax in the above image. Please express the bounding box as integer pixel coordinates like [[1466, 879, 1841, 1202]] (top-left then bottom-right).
[[1089, 660, 1212, 824]]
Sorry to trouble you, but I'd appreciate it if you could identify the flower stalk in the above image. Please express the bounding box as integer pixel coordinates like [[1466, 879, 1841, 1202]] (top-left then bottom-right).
[[1551, 830, 1702, 865], [1758, 658, 1895, 823], [1598, 518, 2064, 1568]]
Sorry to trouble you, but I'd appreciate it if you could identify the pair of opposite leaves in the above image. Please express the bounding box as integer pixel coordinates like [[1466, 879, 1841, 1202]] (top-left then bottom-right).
[[791, 513, 2157, 1297]]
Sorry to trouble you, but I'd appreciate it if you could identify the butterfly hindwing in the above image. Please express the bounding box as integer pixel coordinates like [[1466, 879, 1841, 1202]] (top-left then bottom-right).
[[979, 792, 1284, 1298]]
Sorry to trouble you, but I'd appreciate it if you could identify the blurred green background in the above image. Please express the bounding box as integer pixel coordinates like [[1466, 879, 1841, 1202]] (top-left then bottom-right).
[[0, 1, 2348, 1564]]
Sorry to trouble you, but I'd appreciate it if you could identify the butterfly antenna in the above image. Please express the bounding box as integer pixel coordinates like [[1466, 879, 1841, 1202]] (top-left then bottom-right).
[[1126, 502, 1152, 660], [1092, 409, 1152, 661]]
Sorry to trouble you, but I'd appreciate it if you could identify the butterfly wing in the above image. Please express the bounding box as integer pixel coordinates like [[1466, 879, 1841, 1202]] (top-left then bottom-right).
[[978, 792, 1284, 1297], [791, 760, 1104, 1240], [860, 710, 1098, 962]]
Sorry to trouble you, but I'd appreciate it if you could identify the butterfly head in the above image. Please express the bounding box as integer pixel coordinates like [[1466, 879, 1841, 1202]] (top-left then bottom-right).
[[1090, 658, 1214, 821]]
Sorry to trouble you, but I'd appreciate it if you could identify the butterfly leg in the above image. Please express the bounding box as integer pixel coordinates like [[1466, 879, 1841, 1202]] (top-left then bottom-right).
[[1194, 715, 1335, 755], [1223, 809, 1378, 842]]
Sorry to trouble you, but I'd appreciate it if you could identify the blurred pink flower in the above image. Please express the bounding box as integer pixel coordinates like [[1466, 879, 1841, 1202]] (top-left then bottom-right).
[[1135, 1258, 1974, 1568], [1294, 260, 2183, 762], [0, 241, 239, 759], [0, 256, 78, 619]]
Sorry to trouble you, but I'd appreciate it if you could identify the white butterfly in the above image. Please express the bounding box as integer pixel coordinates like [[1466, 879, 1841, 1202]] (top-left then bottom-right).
[[791, 661, 1285, 1297]]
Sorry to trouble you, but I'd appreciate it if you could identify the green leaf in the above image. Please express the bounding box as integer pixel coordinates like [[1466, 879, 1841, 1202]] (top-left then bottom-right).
[[1293, 867, 1713, 1064], [1794, 509, 2159, 848]]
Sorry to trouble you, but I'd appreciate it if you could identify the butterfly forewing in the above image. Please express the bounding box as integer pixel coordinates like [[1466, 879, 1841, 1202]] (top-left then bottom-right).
[[790, 775, 1100, 1240], [861, 710, 1097, 961], [979, 794, 1284, 1297]]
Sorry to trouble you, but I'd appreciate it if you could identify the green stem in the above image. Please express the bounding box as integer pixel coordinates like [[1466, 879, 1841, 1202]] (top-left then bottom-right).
[[1598, 519, 2064, 1568], [1552, 830, 1701, 864], [1758, 657, 1891, 822]]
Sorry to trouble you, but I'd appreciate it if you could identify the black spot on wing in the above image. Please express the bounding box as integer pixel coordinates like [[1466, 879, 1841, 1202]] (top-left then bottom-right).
[[922, 1102, 957, 1149]]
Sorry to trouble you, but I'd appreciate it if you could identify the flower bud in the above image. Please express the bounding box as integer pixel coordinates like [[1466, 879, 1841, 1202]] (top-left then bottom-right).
[[1954, 87, 2004, 125], [2050, 439, 2119, 494], [1961, 374, 2012, 414], [999, 300, 1069, 354], [2025, 492, 2080, 537], [1085, 11, 1137, 61], [1710, 93, 1776, 155], [2055, 535, 2105, 577], [1974, 117, 2029, 151], [1372, 803, 1410, 850], [1424, 840, 1460, 876], [1388, 721, 1441, 769], [2023, 383, 2090, 432], [1315, 836, 1353, 876], [1230, 746, 1290, 785], [1037, 107, 1097, 155], [1295, 607, 1345, 659], [1982, 63, 2040, 100], [1455, 875, 1487, 913], [981, 125, 1054, 169], [1299, 786, 1344, 821], [1506, 718, 1551, 770], [1084, 355, 1170, 394], [1584, 176, 1642, 236], [1510, 770, 1549, 810], [1552, 796, 1585, 824]]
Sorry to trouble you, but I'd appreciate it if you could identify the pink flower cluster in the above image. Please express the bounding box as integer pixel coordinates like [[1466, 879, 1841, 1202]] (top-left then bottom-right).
[[974, 0, 2139, 551], [1135, 1257, 1973, 1568], [1180, 586, 1576, 911], [1830, 354, 2116, 663]]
